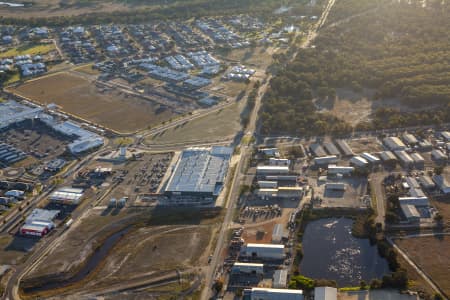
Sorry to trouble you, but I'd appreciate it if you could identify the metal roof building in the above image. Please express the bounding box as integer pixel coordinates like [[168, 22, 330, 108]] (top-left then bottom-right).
[[242, 243, 285, 260], [49, 187, 84, 205], [361, 152, 381, 164], [402, 133, 418, 145], [433, 175, 450, 194], [384, 137, 406, 151], [335, 139, 354, 156], [313, 155, 338, 166], [310, 143, 327, 157], [272, 269, 288, 288], [323, 142, 340, 156], [350, 156, 368, 168], [164, 146, 232, 205], [380, 151, 397, 162], [25, 208, 59, 224], [431, 149, 447, 161], [401, 204, 420, 222], [247, 287, 303, 300], [327, 165, 354, 175], [394, 150, 414, 166], [231, 262, 264, 275], [410, 152, 425, 166], [314, 287, 337, 300], [441, 131, 450, 141], [257, 165, 289, 175]]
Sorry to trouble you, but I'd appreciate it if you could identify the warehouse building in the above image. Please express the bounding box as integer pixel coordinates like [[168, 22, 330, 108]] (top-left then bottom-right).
[[272, 224, 286, 243], [245, 287, 303, 300], [269, 158, 290, 166], [164, 146, 232, 205], [401, 204, 421, 223], [258, 181, 278, 189], [49, 187, 84, 205], [350, 156, 368, 168], [231, 262, 264, 275], [419, 175, 435, 190], [431, 149, 447, 162], [384, 137, 406, 151], [327, 165, 354, 176], [361, 152, 381, 164], [325, 182, 346, 191], [314, 155, 338, 166], [272, 269, 288, 288], [410, 152, 425, 168], [402, 133, 418, 145], [335, 139, 354, 156], [257, 187, 303, 200], [433, 175, 450, 194], [314, 287, 337, 300], [441, 131, 450, 142], [257, 165, 289, 175], [21, 208, 60, 237], [265, 175, 298, 182], [310, 143, 327, 157], [323, 142, 341, 156], [380, 151, 397, 162], [398, 196, 429, 206], [394, 150, 414, 167], [241, 243, 285, 260]]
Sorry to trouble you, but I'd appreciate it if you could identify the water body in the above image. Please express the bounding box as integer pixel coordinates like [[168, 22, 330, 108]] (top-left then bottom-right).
[[300, 218, 389, 286], [0, 2, 25, 7], [23, 227, 130, 294]]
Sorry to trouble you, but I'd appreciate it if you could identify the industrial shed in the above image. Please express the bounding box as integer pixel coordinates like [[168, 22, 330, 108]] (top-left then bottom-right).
[[361, 152, 380, 164], [394, 150, 414, 167], [335, 139, 353, 156], [410, 152, 425, 168], [256, 165, 289, 175], [231, 262, 264, 275], [431, 149, 447, 161], [309, 143, 327, 157], [314, 155, 338, 166], [402, 133, 418, 145], [327, 165, 354, 175], [398, 196, 429, 206], [323, 142, 341, 156], [314, 287, 337, 300], [433, 175, 450, 194], [401, 204, 421, 222], [325, 183, 346, 191], [380, 151, 397, 162], [272, 224, 286, 243], [164, 146, 232, 205], [242, 243, 285, 260], [246, 287, 303, 300], [272, 269, 288, 288], [49, 187, 84, 205], [350, 156, 368, 168], [383, 137, 406, 151]]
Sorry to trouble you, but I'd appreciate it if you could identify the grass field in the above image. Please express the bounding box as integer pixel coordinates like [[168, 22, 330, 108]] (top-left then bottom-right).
[[11, 72, 176, 133], [148, 100, 245, 145], [73, 64, 100, 75], [396, 236, 450, 297], [0, 44, 55, 59]]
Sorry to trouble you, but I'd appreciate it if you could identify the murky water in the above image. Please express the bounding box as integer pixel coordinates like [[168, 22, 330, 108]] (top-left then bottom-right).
[[299, 218, 389, 286]]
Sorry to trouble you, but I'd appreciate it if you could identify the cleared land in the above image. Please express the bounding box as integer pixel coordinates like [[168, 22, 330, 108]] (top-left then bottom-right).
[[396, 236, 450, 297], [148, 100, 245, 145], [11, 72, 175, 133], [0, 44, 55, 59]]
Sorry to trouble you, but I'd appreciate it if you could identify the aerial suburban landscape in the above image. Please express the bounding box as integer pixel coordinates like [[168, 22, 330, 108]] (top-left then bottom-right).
[[0, 0, 449, 299]]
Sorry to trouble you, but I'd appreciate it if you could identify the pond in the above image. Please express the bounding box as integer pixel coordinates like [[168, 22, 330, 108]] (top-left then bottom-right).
[[299, 217, 389, 286]]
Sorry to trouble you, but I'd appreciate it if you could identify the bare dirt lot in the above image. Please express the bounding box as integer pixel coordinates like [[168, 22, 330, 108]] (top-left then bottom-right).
[[395, 236, 450, 297], [148, 101, 245, 145], [348, 137, 383, 154], [11, 73, 176, 133]]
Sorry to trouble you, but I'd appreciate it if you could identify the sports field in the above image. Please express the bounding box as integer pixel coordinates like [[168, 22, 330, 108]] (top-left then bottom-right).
[[11, 72, 176, 133]]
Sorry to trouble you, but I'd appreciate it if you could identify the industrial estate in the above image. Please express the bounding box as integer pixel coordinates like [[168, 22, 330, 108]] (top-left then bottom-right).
[[0, 0, 449, 300]]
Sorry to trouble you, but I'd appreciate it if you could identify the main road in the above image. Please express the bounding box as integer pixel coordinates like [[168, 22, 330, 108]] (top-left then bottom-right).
[[200, 0, 337, 298]]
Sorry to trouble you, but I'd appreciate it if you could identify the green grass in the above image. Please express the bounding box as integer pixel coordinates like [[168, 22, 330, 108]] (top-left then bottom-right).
[[4, 72, 20, 85], [0, 44, 55, 59]]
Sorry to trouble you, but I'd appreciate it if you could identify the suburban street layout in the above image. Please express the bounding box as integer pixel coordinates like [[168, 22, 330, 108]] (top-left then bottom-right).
[[0, 0, 450, 300]]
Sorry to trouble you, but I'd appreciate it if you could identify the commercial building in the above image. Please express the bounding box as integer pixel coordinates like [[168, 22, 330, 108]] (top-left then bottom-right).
[[314, 155, 338, 166], [231, 262, 264, 275], [256, 166, 289, 175], [335, 139, 354, 156], [314, 287, 337, 300], [350, 156, 369, 168], [49, 187, 84, 205], [384, 137, 406, 151], [272, 269, 288, 288], [164, 146, 232, 205], [241, 243, 285, 260], [245, 287, 303, 300]]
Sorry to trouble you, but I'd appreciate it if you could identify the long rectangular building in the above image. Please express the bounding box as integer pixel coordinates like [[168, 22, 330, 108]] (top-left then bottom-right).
[[247, 288, 304, 300], [241, 243, 285, 260], [164, 146, 232, 205]]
